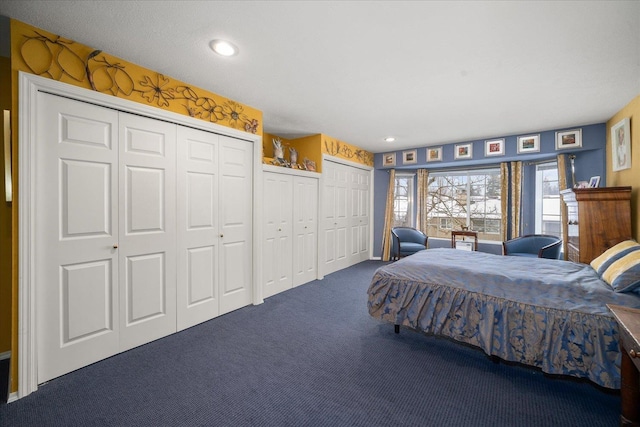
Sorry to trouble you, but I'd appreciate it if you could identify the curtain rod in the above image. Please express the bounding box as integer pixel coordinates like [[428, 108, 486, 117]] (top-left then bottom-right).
[[385, 164, 500, 174], [525, 157, 559, 166]]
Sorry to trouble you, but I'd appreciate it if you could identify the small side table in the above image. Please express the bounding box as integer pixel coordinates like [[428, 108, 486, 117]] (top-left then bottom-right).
[[608, 304, 640, 426], [451, 230, 478, 251]]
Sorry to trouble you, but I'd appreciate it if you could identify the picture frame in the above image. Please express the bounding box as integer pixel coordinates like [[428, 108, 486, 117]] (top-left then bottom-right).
[[588, 176, 601, 188], [454, 143, 473, 160], [555, 129, 582, 150], [517, 134, 540, 154], [426, 146, 442, 162], [484, 138, 504, 157], [611, 117, 631, 171], [383, 152, 396, 167], [402, 149, 417, 164]]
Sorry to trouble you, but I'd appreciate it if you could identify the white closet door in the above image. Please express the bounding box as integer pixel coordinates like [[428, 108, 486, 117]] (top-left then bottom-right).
[[219, 135, 253, 315], [322, 161, 349, 275], [36, 93, 120, 383], [263, 172, 293, 298], [349, 168, 370, 263], [293, 176, 318, 286], [176, 126, 219, 330], [118, 113, 177, 351]]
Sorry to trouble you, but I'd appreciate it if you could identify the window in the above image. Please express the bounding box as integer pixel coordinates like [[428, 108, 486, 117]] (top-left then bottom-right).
[[392, 174, 414, 227], [426, 169, 502, 241], [535, 162, 562, 237]]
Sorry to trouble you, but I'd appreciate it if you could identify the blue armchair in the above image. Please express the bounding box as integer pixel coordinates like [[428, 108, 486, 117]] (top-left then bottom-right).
[[502, 234, 562, 259], [391, 227, 428, 260]]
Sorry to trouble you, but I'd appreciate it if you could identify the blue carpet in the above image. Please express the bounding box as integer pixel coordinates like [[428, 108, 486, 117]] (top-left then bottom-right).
[[0, 260, 620, 426]]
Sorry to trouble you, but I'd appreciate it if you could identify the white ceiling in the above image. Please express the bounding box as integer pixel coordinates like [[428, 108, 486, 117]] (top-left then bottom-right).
[[1, 1, 639, 153]]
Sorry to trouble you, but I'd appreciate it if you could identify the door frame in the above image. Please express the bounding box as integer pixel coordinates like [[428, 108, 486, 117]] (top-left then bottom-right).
[[18, 72, 263, 399]]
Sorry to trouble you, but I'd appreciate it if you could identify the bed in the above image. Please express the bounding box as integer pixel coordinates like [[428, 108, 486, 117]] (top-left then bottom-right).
[[367, 248, 640, 389]]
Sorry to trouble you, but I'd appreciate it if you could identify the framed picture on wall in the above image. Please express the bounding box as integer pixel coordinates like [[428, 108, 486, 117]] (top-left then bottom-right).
[[555, 129, 582, 150], [402, 149, 417, 164], [517, 134, 540, 153], [383, 152, 396, 167], [611, 117, 631, 171], [484, 138, 504, 156], [454, 143, 473, 160], [426, 146, 442, 162]]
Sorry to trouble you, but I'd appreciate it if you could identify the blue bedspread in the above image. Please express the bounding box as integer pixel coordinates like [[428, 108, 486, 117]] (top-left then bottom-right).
[[367, 248, 640, 389]]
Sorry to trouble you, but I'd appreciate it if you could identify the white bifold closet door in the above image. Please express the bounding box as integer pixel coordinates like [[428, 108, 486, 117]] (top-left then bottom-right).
[[118, 112, 177, 352], [321, 161, 370, 276], [176, 128, 253, 328], [34, 92, 253, 384], [36, 94, 177, 382], [262, 172, 293, 298], [176, 126, 220, 330], [36, 93, 121, 383]]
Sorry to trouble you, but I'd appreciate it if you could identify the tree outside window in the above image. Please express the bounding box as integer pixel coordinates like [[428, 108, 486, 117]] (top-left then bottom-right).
[[426, 169, 502, 241]]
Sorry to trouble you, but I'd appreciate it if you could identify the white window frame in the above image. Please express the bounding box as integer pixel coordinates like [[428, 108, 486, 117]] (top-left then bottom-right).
[[426, 168, 501, 241], [393, 173, 415, 227], [534, 161, 561, 237]]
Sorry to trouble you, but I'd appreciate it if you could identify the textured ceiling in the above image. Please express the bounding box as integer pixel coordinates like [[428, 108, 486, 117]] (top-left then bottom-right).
[[1, 1, 639, 153]]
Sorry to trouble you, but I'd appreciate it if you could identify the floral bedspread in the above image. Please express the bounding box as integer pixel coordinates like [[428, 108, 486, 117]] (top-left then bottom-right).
[[367, 248, 640, 389]]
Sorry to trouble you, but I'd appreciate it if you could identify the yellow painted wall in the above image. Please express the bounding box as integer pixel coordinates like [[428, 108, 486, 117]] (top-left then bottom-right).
[[0, 56, 11, 357], [290, 134, 323, 173], [606, 93, 640, 240], [11, 20, 263, 134], [263, 132, 373, 174], [321, 135, 374, 167]]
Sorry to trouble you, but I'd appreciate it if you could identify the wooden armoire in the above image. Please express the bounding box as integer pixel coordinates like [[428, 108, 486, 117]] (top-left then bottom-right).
[[560, 186, 632, 264]]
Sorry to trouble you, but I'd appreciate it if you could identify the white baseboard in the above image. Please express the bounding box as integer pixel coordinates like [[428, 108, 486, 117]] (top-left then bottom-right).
[[8, 391, 18, 403]]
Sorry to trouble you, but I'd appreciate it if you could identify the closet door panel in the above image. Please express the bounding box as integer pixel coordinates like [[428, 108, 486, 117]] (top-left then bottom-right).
[[293, 176, 318, 286], [36, 93, 119, 384], [177, 126, 219, 330], [119, 113, 177, 351], [219, 136, 253, 314], [263, 172, 293, 298], [322, 162, 349, 275]]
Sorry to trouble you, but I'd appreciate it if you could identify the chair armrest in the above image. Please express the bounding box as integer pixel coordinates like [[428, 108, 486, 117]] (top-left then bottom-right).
[[539, 239, 562, 259]]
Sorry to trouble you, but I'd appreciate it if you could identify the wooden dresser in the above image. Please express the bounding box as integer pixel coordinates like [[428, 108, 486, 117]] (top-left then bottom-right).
[[608, 304, 640, 426], [560, 186, 632, 264]]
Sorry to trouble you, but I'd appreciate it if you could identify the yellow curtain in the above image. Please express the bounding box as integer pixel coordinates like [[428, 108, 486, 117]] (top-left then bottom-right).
[[416, 169, 429, 235], [510, 161, 522, 239], [381, 169, 396, 261], [500, 163, 508, 243], [557, 154, 569, 260]]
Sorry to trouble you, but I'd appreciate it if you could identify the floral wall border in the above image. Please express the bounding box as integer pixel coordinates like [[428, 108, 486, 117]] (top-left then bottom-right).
[[12, 20, 262, 134]]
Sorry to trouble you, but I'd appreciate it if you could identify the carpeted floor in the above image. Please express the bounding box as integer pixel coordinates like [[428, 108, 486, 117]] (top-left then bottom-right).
[[0, 260, 621, 426]]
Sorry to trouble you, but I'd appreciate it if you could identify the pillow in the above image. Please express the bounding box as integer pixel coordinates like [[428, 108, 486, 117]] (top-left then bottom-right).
[[601, 250, 640, 292], [590, 240, 640, 276]]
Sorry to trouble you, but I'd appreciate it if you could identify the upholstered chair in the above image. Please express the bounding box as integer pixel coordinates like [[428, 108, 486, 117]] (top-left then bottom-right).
[[502, 234, 562, 259], [391, 227, 428, 260]]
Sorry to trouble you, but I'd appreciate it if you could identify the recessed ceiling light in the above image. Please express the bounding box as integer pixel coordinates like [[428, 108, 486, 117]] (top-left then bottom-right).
[[209, 39, 238, 57], [385, 137, 396, 143]]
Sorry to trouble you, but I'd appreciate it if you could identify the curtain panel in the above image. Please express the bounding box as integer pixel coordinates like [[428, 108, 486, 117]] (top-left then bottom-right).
[[381, 169, 396, 261], [557, 154, 569, 260], [500, 163, 509, 243], [510, 161, 522, 239], [416, 169, 429, 235]]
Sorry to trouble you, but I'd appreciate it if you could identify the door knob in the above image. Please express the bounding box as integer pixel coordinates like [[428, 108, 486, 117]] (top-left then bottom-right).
[[113, 244, 118, 249], [220, 234, 224, 238]]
